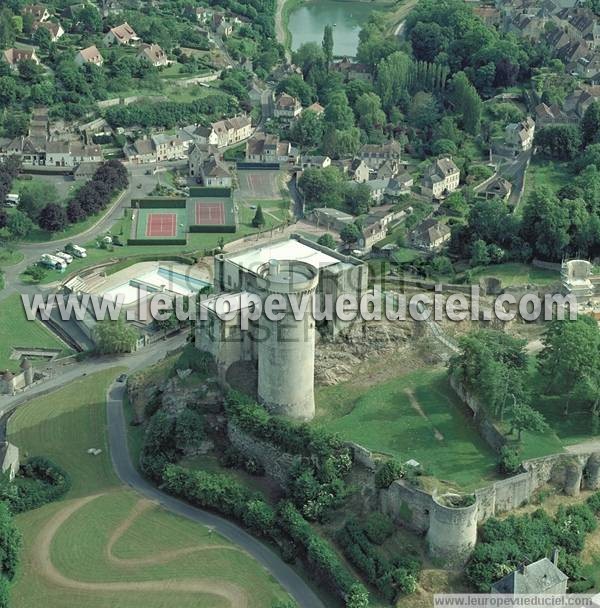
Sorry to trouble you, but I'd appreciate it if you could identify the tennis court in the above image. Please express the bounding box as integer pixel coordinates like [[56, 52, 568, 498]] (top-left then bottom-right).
[[195, 201, 225, 225], [146, 212, 177, 237]]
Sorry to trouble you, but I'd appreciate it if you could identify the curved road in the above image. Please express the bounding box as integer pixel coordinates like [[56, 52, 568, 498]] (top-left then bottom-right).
[[106, 381, 325, 608]]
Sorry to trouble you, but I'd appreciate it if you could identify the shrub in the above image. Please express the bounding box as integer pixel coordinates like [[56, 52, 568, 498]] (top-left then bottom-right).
[[364, 512, 394, 545], [587, 491, 600, 515], [375, 460, 404, 489], [498, 446, 522, 475]]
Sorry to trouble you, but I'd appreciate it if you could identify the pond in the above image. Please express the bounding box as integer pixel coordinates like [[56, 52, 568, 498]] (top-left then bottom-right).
[[288, 0, 378, 58]]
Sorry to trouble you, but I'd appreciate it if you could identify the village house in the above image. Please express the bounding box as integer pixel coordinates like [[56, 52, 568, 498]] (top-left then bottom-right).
[[359, 141, 402, 169], [534, 102, 573, 125], [103, 22, 139, 46], [411, 219, 452, 251], [304, 102, 325, 116], [385, 172, 414, 197], [300, 155, 331, 170], [475, 175, 512, 202], [23, 3, 50, 22], [45, 142, 103, 167], [212, 13, 233, 37], [3, 48, 40, 70], [150, 134, 185, 162], [200, 155, 232, 187], [191, 7, 212, 23], [375, 159, 400, 181], [421, 156, 460, 199], [491, 552, 567, 595], [311, 207, 354, 232], [36, 20, 65, 41], [138, 43, 169, 67], [332, 57, 373, 83], [246, 133, 294, 163], [349, 159, 370, 183], [565, 85, 600, 117], [211, 116, 252, 148], [195, 125, 219, 147], [357, 206, 411, 252], [274, 93, 302, 122], [123, 138, 156, 164], [6, 136, 46, 165], [75, 45, 104, 67], [505, 117, 535, 151]]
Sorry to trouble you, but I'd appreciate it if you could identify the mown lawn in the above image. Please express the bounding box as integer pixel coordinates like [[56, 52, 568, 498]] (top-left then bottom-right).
[[470, 262, 559, 287], [0, 293, 72, 372], [8, 369, 290, 608], [315, 369, 499, 489], [522, 158, 572, 204]]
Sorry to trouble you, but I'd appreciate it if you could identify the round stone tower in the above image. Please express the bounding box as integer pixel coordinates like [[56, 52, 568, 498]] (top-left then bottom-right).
[[426, 493, 478, 567], [256, 259, 319, 421]]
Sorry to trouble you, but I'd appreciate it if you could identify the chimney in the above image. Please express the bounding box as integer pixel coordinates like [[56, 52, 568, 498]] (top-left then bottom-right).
[[552, 547, 560, 566]]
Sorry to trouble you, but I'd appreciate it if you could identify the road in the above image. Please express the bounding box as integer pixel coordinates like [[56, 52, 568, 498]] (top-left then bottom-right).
[[499, 149, 532, 211], [106, 382, 326, 608]]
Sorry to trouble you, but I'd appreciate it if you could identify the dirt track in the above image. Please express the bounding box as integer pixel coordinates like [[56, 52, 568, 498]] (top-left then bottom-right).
[[33, 495, 249, 608]]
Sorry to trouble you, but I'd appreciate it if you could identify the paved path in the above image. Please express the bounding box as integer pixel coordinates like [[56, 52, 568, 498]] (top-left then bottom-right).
[[106, 383, 325, 608]]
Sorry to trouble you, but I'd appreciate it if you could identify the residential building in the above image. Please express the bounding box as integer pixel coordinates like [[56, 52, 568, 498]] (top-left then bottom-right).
[[211, 116, 252, 148], [359, 141, 402, 169], [534, 102, 573, 125], [311, 207, 354, 232], [386, 173, 414, 197], [375, 159, 400, 181], [188, 143, 206, 178], [475, 175, 512, 202], [195, 125, 220, 147], [491, 553, 568, 595], [3, 48, 40, 70], [45, 142, 103, 167], [246, 133, 293, 163], [103, 22, 139, 46], [37, 20, 65, 41], [23, 3, 50, 22], [300, 155, 331, 170], [138, 43, 169, 67], [7, 136, 46, 165], [274, 93, 302, 121], [349, 159, 370, 183], [213, 13, 233, 37], [304, 102, 325, 116], [411, 219, 452, 251], [75, 45, 104, 67], [332, 57, 373, 83], [200, 155, 232, 187], [151, 134, 185, 161], [505, 117, 535, 151], [421, 156, 460, 199], [364, 178, 388, 204], [123, 138, 156, 164], [70, 143, 103, 165]]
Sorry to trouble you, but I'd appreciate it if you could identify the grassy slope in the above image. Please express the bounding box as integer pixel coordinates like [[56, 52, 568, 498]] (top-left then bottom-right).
[[316, 369, 499, 489], [0, 293, 72, 372], [521, 158, 572, 207], [8, 369, 289, 608], [470, 262, 559, 287]]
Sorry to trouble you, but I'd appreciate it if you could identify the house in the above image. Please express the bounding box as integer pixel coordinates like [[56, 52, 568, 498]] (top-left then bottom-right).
[[213, 13, 233, 37], [191, 7, 212, 23], [195, 125, 219, 147], [505, 117, 535, 151], [274, 93, 302, 121], [411, 219, 451, 251], [123, 138, 157, 164], [75, 45, 104, 67], [200, 155, 232, 187], [246, 133, 293, 163], [304, 102, 325, 116], [301, 155, 331, 170], [534, 102, 573, 125], [386, 172, 414, 197], [358, 206, 411, 252], [37, 20, 65, 41], [103, 22, 139, 46], [70, 143, 103, 165], [23, 3, 50, 22], [349, 159, 370, 183], [45, 141, 71, 166], [473, 6, 501, 26], [332, 57, 373, 83], [151, 134, 185, 161], [359, 141, 402, 169], [211, 116, 252, 148], [0, 442, 19, 482], [375, 159, 400, 181], [421, 156, 460, 199], [3, 48, 40, 70], [138, 43, 169, 67], [7, 136, 46, 165], [491, 552, 568, 595], [365, 178, 389, 204]]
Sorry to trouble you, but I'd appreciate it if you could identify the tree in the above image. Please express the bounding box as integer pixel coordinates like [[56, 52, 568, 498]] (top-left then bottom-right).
[[298, 167, 344, 209], [508, 401, 549, 441], [408, 91, 439, 131], [344, 182, 372, 215], [410, 21, 448, 62], [324, 91, 355, 130], [19, 181, 58, 222], [38, 203, 68, 232], [276, 75, 314, 106], [0, 210, 7, 229], [354, 92, 386, 138], [534, 125, 581, 160], [449, 71, 482, 136], [346, 584, 370, 608], [6, 210, 33, 239], [470, 239, 490, 266], [93, 318, 139, 354], [582, 101, 600, 147], [0, 501, 20, 580], [289, 110, 324, 149], [33, 26, 52, 52], [322, 25, 334, 66], [251, 205, 265, 228], [341, 222, 362, 245], [317, 233, 337, 250]]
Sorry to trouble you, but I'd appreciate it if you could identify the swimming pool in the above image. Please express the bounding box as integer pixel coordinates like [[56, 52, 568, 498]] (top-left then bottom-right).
[[157, 267, 211, 292]]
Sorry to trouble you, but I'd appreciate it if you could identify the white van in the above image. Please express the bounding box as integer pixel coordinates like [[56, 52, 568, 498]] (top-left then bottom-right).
[[67, 244, 87, 258], [40, 254, 67, 270], [4, 194, 19, 208], [55, 251, 73, 264]]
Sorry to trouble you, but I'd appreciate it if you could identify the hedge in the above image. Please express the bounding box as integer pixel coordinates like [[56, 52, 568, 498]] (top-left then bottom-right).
[[127, 238, 188, 246], [133, 198, 187, 209], [189, 224, 236, 233], [188, 187, 232, 198]]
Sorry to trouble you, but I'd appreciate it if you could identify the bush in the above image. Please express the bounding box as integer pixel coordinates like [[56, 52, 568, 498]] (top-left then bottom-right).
[[0, 457, 71, 513], [364, 512, 394, 545], [498, 446, 522, 475], [375, 460, 404, 489], [587, 491, 600, 515]]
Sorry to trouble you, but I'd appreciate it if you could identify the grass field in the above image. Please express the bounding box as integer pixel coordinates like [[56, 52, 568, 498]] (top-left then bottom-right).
[[316, 369, 499, 489], [521, 158, 572, 205], [0, 293, 72, 372], [8, 369, 291, 608], [470, 262, 559, 287]]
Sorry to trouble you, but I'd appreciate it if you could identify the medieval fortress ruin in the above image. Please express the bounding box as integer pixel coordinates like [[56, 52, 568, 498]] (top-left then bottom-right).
[[196, 236, 600, 565]]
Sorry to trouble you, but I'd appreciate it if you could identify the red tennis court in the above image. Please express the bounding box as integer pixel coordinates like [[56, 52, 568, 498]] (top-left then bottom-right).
[[195, 202, 225, 225], [146, 213, 177, 237]]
